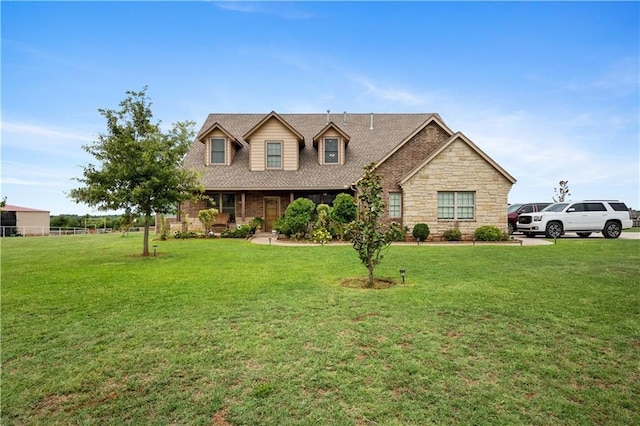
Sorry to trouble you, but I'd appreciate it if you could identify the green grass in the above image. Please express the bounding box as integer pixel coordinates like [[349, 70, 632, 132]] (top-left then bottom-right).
[[2, 234, 639, 425]]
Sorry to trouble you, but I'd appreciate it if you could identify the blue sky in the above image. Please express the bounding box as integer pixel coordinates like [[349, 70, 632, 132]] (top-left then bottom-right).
[[2, 1, 639, 215]]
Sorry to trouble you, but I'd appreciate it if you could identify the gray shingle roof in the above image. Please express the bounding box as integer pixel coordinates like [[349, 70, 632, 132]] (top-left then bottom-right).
[[183, 113, 440, 190]]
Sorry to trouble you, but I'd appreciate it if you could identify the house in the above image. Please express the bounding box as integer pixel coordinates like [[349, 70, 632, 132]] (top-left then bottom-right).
[[0, 204, 50, 236], [180, 111, 516, 239]]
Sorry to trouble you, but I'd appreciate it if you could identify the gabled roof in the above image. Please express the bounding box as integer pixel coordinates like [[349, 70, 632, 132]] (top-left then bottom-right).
[[242, 111, 305, 147], [183, 112, 495, 191], [197, 122, 243, 149], [373, 113, 453, 169], [399, 132, 517, 186], [312, 121, 351, 148]]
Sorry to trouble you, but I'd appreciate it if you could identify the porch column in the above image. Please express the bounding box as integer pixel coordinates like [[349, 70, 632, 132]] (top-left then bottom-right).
[[290, 192, 294, 203], [241, 192, 246, 223]]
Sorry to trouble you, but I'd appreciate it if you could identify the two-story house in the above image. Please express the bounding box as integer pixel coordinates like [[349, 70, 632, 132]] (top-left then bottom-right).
[[180, 111, 516, 239]]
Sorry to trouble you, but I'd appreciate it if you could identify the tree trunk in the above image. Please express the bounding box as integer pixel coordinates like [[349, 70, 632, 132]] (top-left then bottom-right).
[[142, 214, 151, 256], [366, 263, 374, 288]]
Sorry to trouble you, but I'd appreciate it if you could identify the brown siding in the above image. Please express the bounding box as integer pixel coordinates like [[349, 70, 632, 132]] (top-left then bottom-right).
[[248, 118, 299, 171]]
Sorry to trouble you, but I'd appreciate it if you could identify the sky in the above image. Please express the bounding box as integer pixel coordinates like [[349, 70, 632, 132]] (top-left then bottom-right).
[[2, 1, 639, 215]]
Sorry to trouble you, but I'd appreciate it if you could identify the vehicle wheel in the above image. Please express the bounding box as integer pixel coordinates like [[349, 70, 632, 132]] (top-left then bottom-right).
[[576, 232, 592, 238], [508, 222, 515, 234], [602, 221, 621, 239], [545, 221, 563, 238], [524, 232, 535, 238]]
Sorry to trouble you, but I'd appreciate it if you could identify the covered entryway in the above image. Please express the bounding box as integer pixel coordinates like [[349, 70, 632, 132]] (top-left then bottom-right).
[[264, 197, 280, 231]]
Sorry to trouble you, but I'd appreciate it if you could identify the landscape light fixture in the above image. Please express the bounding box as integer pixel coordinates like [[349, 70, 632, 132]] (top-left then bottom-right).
[[399, 269, 406, 283], [153, 245, 158, 257]]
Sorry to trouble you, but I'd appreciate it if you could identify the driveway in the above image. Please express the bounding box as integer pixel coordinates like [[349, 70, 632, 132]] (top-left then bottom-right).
[[511, 231, 640, 241], [557, 232, 640, 240]]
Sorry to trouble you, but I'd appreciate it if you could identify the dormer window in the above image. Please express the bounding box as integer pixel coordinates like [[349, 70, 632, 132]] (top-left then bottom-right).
[[313, 122, 349, 166], [210, 138, 226, 164], [324, 138, 339, 164], [266, 141, 282, 169]]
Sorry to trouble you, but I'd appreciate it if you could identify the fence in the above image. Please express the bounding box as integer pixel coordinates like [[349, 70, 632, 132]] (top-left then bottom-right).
[[1, 227, 146, 237]]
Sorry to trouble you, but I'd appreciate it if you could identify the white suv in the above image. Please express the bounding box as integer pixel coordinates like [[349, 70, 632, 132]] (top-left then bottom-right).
[[516, 200, 633, 238]]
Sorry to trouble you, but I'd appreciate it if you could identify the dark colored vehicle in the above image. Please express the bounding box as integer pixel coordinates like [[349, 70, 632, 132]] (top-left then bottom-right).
[[507, 202, 553, 234]]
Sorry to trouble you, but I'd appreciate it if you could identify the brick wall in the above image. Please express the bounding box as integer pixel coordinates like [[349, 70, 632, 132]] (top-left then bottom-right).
[[374, 122, 450, 225]]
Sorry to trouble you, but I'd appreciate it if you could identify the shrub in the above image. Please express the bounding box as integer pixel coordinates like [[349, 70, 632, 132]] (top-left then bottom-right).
[[277, 198, 315, 238], [387, 223, 409, 242], [313, 204, 331, 244], [312, 228, 332, 245], [331, 193, 357, 223], [248, 217, 264, 231], [198, 208, 219, 234], [159, 215, 170, 241], [221, 225, 252, 239], [442, 228, 462, 241], [330, 193, 357, 240], [412, 223, 430, 241], [474, 225, 502, 241], [174, 231, 198, 239]]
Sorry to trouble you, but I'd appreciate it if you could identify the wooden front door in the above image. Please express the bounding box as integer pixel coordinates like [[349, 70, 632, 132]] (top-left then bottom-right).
[[264, 197, 280, 232]]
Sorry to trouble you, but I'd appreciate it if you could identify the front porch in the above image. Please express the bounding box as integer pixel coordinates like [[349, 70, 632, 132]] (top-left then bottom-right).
[[177, 189, 353, 232]]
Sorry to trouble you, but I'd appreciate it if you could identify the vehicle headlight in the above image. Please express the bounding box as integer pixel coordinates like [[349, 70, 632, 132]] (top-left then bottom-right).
[[533, 215, 542, 221]]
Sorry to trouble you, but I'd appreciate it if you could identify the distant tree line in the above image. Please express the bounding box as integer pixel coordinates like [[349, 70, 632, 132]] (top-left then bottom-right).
[[50, 214, 155, 230]]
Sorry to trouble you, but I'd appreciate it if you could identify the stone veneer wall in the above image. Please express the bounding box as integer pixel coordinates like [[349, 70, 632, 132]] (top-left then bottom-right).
[[402, 138, 512, 239]]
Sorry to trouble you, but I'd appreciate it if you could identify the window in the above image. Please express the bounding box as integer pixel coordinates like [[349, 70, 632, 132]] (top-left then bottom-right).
[[585, 202, 606, 212], [210, 138, 225, 164], [266, 142, 282, 169], [208, 193, 236, 222], [324, 138, 339, 164], [437, 191, 475, 220], [389, 193, 402, 218]]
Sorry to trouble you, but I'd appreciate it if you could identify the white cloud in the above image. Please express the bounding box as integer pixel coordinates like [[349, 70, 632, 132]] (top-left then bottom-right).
[[215, 1, 314, 19], [1, 177, 65, 187], [1, 120, 94, 159], [349, 74, 425, 107], [594, 57, 640, 96], [1, 121, 93, 142], [446, 106, 639, 207]]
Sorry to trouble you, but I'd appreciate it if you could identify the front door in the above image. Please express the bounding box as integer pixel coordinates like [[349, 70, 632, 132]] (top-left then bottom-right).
[[264, 197, 280, 232]]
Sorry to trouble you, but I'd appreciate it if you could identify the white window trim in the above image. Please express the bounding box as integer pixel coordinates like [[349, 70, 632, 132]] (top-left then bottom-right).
[[437, 191, 476, 220], [389, 192, 402, 218], [265, 141, 283, 170], [209, 137, 226, 165], [323, 137, 340, 165]]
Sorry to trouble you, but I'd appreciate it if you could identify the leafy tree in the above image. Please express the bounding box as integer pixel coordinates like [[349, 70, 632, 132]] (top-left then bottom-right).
[[350, 163, 402, 287], [0, 196, 6, 207], [69, 88, 203, 256], [553, 180, 571, 202]]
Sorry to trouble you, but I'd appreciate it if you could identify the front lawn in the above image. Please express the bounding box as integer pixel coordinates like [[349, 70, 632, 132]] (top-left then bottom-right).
[[2, 234, 639, 424]]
